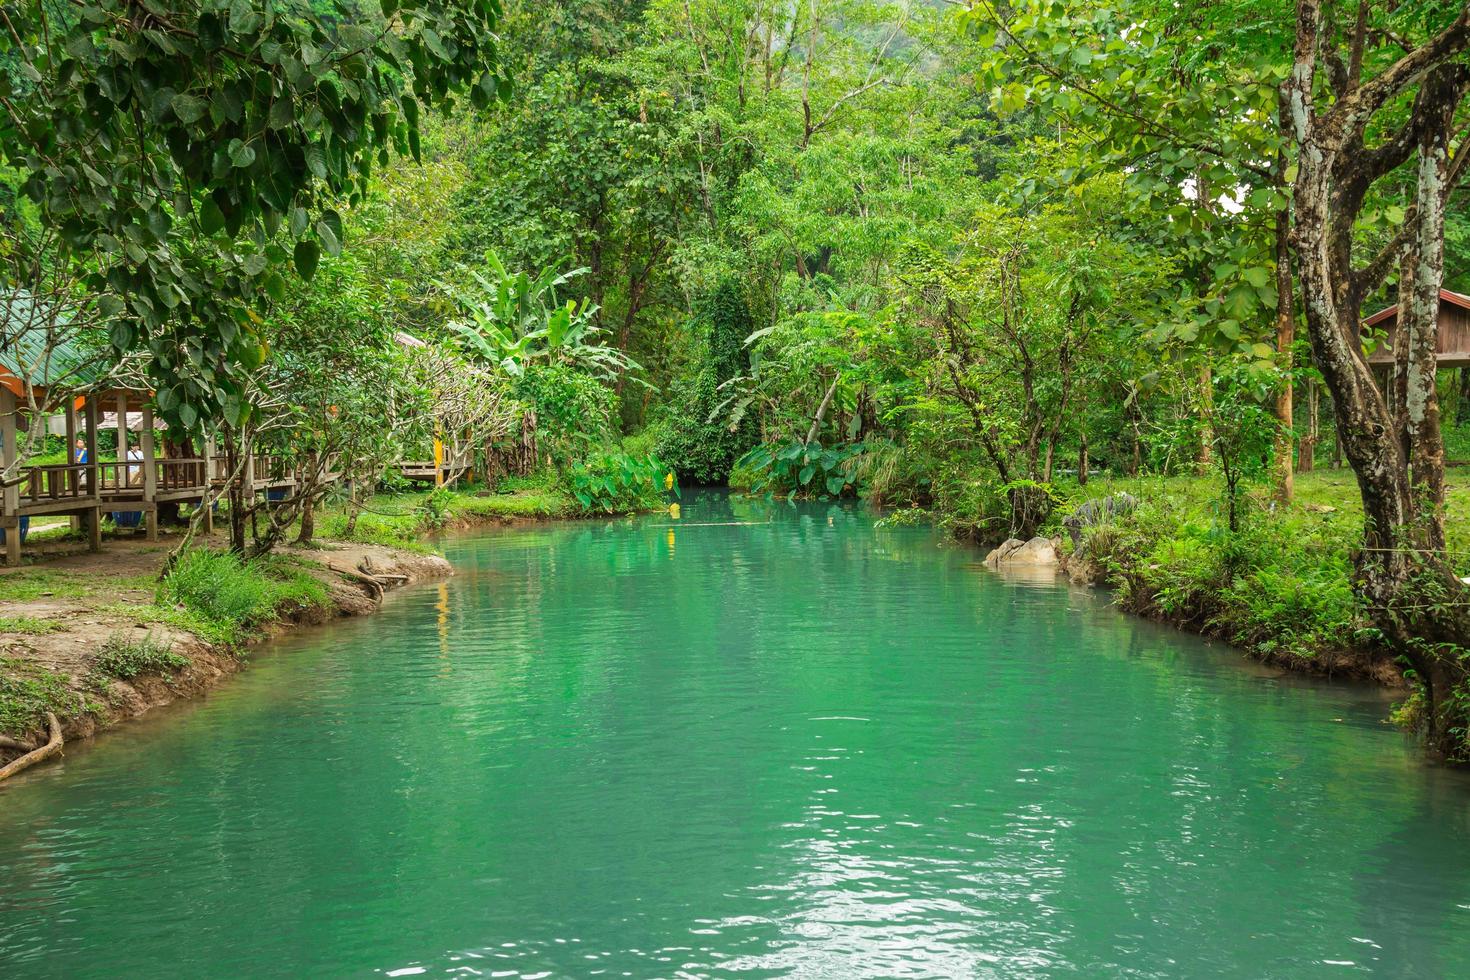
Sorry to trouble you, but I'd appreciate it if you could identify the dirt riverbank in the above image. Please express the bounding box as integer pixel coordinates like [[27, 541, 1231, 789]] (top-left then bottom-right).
[[0, 531, 451, 778]]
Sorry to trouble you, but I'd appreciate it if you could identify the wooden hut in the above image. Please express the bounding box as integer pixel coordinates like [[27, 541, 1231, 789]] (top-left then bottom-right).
[[1362, 289, 1470, 367], [1, 324, 109, 563], [0, 295, 210, 562]]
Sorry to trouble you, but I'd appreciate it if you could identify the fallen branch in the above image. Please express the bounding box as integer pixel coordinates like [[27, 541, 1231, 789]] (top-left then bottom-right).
[[0, 735, 36, 753], [0, 713, 62, 783]]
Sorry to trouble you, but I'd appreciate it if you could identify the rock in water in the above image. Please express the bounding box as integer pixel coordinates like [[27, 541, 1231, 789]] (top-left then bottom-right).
[[984, 538, 1025, 567], [985, 536, 1058, 568]]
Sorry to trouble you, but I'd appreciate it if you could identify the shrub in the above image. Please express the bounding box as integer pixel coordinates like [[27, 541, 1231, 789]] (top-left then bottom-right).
[[94, 635, 189, 680], [737, 439, 865, 498], [424, 485, 456, 529], [874, 506, 932, 528], [565, 452, 669, 513]]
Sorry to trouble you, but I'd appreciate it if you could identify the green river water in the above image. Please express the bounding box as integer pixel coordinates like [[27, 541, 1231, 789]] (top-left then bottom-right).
[[4, 491, 1470, 978]]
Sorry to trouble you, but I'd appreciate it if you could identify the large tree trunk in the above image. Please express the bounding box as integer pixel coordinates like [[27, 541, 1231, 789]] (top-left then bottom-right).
[[1286, 5, 1470, 756]]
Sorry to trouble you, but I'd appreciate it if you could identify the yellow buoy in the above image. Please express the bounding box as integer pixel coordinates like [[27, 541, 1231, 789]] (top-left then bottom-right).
[[669, 502, 681, 519], [664, 472, 675, 491]]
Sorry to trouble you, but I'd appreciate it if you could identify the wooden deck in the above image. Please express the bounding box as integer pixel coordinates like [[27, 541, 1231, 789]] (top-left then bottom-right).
[[2, 453, 344, 563]]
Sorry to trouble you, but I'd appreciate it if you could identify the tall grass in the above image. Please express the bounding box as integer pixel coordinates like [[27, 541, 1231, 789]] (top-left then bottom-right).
[[157, 549, 327, 638]]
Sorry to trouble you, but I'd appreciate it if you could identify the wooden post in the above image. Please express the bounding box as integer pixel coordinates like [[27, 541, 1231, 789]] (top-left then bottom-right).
[[115, 391, 128, 465], [83, 395, 101, 553], [1, 388, 21, 565], [202, 433, 216, 534], [65, 399, 79, 532], [433, 426, 445, 487], [141, 403, 158, 541]]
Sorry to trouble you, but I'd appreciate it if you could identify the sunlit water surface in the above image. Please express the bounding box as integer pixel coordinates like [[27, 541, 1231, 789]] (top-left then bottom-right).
[[4, 491, 1470, 978]]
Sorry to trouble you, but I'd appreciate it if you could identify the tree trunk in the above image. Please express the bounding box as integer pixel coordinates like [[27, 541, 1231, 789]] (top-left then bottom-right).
[[805, 374, 841, 445], [1458, 366, 1470, 425], [297, 496, 315, 545], [1078, 429, 1089, 486], [1286, 15, 1470, 756], [225, 433, 247, 554], [1274, 197, 1296, 502], [1196, 363, 1213, 473], [1298, 380, 1319, 472]]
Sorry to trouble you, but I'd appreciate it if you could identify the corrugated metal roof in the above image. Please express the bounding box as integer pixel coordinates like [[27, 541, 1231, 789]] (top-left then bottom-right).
[[1363, 289, 1470, 328], [0, 289, 107, 391]]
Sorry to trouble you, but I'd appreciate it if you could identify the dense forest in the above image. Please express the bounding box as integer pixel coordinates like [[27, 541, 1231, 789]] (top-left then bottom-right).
[[4, 1, 1470, 756]]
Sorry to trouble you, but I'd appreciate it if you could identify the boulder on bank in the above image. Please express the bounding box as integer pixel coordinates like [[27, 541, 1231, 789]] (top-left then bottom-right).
[[984, 536, 1059, 568]]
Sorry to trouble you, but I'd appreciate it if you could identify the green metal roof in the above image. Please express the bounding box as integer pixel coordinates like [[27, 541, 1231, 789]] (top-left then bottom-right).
[[0, 290, 107, 389]]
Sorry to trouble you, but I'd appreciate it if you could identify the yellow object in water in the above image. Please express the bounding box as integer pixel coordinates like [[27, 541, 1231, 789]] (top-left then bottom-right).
[[664, 472, 675, 491], [669, 502, 681, 519]]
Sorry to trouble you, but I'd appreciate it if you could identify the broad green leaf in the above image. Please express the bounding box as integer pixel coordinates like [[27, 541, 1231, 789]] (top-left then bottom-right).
[[294, 238, 320, 280]]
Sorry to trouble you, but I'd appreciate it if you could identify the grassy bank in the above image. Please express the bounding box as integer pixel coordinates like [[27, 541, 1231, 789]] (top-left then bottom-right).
[[931, 468, 1470, 683], [0, 551, 334, 740], [313, 476, 579, 553]]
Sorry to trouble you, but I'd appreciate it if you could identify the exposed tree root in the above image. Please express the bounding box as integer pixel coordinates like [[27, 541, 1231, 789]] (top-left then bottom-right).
[[0, 713, 63, 783], [325, 563, 391, 602]]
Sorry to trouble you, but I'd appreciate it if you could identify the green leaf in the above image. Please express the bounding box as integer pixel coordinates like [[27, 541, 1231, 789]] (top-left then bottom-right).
[[305, 144, 327, 179], [421, 28, 448, 60], [198, 197, 225, 234], [1242, 266, 1271, 289], [315, 219, 341, 257], [294, 239, 320, 280], [268, 96, 294, 129], [228, 139, 255, 168], [171, 93, 207, 124]]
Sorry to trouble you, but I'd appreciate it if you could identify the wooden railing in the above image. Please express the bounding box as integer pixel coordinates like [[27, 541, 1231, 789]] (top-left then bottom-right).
[[6, 453, 345, 517], [208, 454, 303, 487], [97, 461, 140, 493], [159, 458, 208, 492], [96, 459, 214, 498], [17, 464, 91, 503]]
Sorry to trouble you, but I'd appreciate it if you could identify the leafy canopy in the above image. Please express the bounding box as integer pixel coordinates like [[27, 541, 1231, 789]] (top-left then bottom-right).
[[0, 0, 507, 428]]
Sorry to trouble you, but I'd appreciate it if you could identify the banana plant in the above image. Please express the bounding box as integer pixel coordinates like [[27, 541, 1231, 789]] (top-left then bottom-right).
[[442, 252, 642, 381]]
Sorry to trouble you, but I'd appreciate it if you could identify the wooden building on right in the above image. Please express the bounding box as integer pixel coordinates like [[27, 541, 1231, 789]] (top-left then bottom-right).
[[1362, 288, 1470, 368]]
